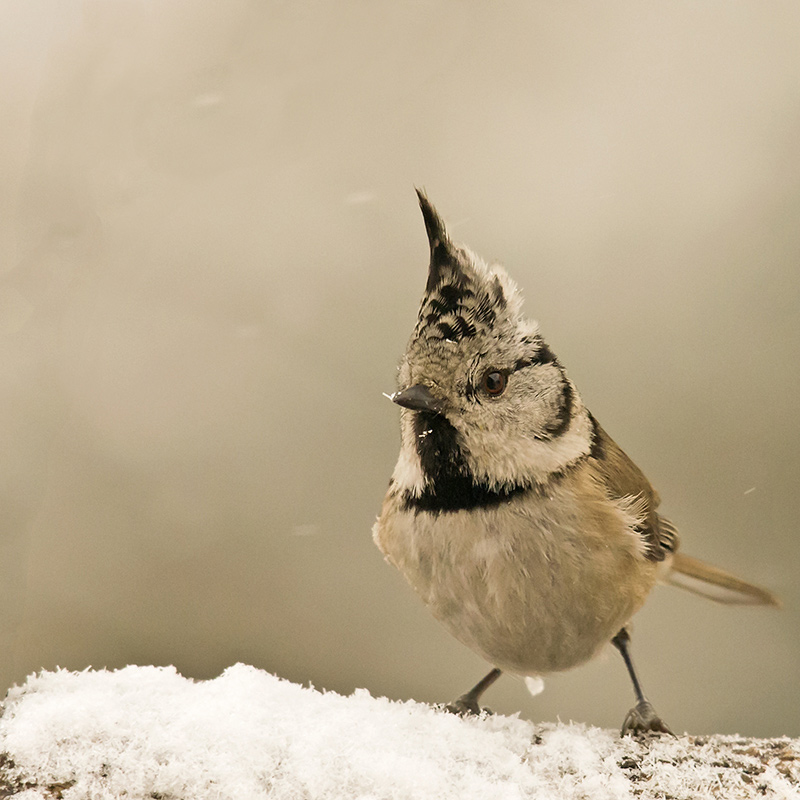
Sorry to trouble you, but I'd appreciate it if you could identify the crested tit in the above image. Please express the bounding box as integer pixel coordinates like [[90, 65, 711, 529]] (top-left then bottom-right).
[[373, 191, 779, 735]]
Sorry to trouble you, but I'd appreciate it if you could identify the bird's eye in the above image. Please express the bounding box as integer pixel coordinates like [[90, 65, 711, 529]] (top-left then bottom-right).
[[481, 370, 507, 397]]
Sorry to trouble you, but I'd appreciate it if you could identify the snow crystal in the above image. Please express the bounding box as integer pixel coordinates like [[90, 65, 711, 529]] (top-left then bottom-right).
[[524, 675, 544, 697], [0, 665, 797, 800]]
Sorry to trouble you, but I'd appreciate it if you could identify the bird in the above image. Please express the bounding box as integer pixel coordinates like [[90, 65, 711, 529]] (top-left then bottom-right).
[[372, 190, 780, 735]]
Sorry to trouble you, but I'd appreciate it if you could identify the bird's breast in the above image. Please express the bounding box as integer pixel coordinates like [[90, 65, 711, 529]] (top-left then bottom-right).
[[373, 475, 657, 675]]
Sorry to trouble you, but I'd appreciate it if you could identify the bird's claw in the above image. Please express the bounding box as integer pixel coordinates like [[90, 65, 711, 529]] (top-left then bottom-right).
[[441, 696, 493, 717], [620, 700, 674, 737]]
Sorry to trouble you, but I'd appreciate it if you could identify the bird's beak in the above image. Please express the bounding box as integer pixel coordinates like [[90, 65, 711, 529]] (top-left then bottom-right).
[[390, 384, 445, 414]]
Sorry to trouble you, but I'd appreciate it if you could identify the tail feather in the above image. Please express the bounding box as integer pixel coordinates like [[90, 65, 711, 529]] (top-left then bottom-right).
[[667, 552, 781, 607]]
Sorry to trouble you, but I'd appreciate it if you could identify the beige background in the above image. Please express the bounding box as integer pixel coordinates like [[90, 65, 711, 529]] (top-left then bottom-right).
[[1, 1, 798, 738]]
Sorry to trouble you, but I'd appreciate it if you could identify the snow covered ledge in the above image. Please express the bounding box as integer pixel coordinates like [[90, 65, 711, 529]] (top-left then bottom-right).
[[0, 665, 796, 799]]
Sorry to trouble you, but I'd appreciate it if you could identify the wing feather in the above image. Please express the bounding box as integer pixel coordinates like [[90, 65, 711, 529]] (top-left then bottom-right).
[[587, 414, 674, 561]]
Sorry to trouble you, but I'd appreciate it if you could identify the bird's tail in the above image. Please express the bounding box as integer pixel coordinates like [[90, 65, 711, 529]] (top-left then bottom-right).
[[667, 552, 780, 607]]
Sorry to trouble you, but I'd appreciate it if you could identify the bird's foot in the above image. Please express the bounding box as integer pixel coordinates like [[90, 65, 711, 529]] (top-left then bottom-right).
[[620, 700, 674, 737], [441, 695, 493, 717], [439, 668, 502, 717]]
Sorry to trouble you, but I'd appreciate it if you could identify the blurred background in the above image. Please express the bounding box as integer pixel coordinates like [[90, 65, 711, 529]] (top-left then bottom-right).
[[1, 0, 798, 738]]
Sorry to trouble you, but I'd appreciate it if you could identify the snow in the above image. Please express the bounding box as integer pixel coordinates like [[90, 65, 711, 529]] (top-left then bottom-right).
[[524, 676, 545, 697], [0, 665, 797, 800]]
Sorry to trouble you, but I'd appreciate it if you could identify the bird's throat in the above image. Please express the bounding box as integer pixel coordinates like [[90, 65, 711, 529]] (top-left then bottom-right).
[[405, 411, 527, 513]]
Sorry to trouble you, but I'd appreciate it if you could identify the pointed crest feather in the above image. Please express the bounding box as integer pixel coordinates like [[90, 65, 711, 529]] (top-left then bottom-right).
[[415, 188, 462, 292]]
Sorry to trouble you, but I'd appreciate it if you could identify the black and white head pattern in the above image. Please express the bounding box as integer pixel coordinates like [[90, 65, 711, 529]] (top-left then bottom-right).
[[392, 191, 594, 511]]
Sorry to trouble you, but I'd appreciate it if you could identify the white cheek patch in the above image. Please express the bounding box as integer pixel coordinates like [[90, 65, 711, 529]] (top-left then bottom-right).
[[464, 404, 594, 489], [514, 430, 589, 483]]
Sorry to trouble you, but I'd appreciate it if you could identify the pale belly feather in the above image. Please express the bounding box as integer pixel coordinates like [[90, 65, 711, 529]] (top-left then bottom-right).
[[374, 480, 658, 676]]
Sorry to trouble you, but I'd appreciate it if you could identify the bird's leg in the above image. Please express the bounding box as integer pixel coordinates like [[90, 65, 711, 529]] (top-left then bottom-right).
[[611, 628, 673, 736], [444, 668, 502, 716]]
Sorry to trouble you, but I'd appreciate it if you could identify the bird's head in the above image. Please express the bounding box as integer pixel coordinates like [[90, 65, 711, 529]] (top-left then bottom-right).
[[389, 191, 593, 505]]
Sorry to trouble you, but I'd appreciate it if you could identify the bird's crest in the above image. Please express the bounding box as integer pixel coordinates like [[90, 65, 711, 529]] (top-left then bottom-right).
[[413, 189, 530, 346]]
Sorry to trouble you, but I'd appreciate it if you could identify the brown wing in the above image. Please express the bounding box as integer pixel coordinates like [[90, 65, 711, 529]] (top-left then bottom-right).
[[587, 413, 675, 562]]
